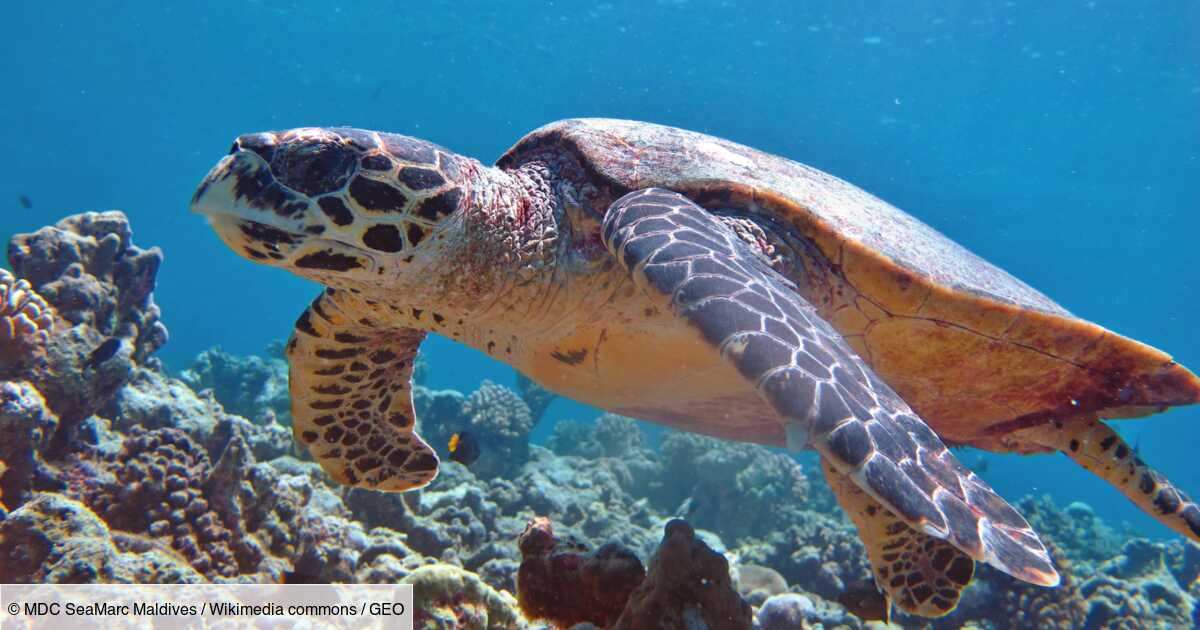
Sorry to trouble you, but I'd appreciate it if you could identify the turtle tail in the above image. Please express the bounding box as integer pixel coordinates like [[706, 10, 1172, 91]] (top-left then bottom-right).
[[1021, 418, 1200, 542]]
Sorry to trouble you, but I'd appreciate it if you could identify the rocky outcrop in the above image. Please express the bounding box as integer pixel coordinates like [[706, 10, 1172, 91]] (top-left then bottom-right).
[[8, 211, 166, 362], [3, 212, 166, 445], [516, 516, 645, 628], [613, 519, 752, 630]]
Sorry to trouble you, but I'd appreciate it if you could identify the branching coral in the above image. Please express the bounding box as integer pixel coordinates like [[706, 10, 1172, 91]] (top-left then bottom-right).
[[0, 268, 53, 348], [461, 380, 535, 479]]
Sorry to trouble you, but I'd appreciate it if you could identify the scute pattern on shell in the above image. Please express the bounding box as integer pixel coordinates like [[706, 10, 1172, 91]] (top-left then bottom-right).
[[504, 117, 1069, 314]]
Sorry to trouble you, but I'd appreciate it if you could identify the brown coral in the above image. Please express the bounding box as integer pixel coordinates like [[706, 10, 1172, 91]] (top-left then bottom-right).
[[73, 426, 239, 578], [517, 516, 646, 628], [5, 211, 167, 436], [8, 211, 166, 361], [0, 381, 59, 507], [407, 563, 527, 629], [613, 519, 752, 630]]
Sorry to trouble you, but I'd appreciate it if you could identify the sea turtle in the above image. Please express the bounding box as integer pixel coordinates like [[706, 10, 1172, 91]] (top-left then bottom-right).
[[191, 119, 1200, 617]]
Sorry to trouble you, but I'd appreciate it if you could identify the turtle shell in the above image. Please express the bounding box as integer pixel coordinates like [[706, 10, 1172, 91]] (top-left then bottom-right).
[[498, 118, 1200, 452]]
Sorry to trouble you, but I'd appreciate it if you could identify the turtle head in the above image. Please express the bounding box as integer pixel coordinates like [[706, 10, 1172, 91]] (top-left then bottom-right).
[[191, 127, 471, 288]]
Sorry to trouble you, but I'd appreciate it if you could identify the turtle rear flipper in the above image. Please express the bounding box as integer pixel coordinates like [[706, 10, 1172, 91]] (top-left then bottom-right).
[[1019, 418, 1200, 542], [601, 188, 1058, 587], [287, 289, 439, 491], [823, 457, 973, 617]]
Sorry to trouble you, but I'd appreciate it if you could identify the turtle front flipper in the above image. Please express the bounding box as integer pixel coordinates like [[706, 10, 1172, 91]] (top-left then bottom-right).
[[286, 289, 439, 491], [1017, 418, 1200, 542], [822, 457, 974, 618], [601, 188, 1059, 590]]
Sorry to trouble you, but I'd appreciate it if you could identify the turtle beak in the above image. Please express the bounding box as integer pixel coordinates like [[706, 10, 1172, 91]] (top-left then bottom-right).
[[191, 142, 310, 220], [191, 148, 310, 264]]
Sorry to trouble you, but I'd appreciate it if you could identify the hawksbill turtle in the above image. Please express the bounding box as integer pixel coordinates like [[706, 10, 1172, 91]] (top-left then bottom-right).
[[191, 119, 1200, 617]]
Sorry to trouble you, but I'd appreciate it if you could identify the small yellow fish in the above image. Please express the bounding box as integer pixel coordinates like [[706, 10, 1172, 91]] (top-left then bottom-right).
[[448, 431, 481, 466]]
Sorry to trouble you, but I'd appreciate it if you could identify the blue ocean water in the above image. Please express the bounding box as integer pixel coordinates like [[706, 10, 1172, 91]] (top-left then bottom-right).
[[3, 1, 1197, 537]]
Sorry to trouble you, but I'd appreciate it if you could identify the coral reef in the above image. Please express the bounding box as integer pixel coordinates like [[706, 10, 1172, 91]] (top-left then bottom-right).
[[0, 493, 204, 583], [733, 563, 789, 606], [514, 517, 752, 630], [1018, 494, 1125, 565], [180, 346, 289, 424], [925, 543, 1086, 630], [0, 460, 7, 515], [2, 211, 166, 449], [1079, 538, 1194, 629], [755, 593, 814, 629], [546, 420, 601, 459], [8, 211, 166, 362], [461, 380, 537, 479], [72, 426, 240, 578], [730, 504, 868, 600], [0, 381, 59, 505], [413, 380, 540, 480], [655, 432, 809, 542], [0, 210, 1197, 630]]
